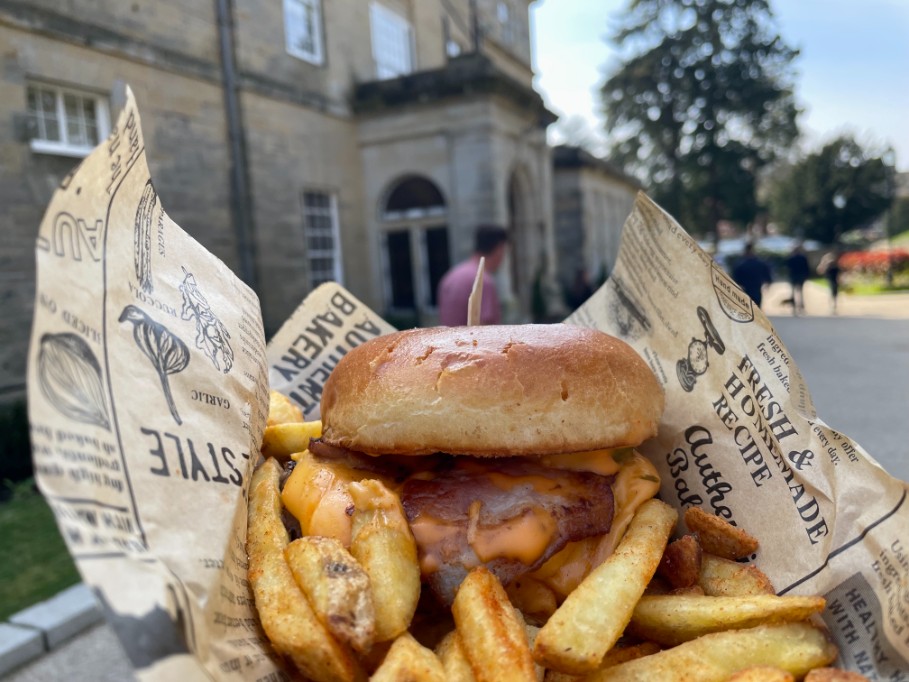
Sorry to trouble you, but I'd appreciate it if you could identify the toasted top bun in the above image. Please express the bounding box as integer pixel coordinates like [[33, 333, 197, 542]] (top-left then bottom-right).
[[320, 324, 664, 457]]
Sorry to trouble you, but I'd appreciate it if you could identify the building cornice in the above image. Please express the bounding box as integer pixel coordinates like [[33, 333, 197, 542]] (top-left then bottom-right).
[[352, 53, 557, 128], [553, 144, 643, 190]]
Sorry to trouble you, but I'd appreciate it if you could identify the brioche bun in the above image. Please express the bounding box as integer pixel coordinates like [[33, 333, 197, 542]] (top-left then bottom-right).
[[320, 324, 663, 457]]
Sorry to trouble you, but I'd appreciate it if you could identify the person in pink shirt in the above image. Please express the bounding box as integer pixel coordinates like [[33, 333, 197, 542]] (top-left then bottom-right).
[[437, 225, 509, 326]]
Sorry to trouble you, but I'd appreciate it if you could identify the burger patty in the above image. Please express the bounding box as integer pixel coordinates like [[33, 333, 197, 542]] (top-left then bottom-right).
[[402, 459, 614, 604], [307, 439, 615, 605]]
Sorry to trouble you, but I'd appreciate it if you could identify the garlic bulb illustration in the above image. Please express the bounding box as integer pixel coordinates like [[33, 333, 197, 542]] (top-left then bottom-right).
[[37, 333, 111, 429]]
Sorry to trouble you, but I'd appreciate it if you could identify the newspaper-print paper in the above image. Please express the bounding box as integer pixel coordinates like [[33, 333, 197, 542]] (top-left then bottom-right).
[[568, 194, 909, 678], [27, 89, 273, 680], [28, 93, 909, 680]]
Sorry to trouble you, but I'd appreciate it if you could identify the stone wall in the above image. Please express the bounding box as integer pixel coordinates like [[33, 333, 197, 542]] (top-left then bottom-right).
[[0, 23, 233, 400]]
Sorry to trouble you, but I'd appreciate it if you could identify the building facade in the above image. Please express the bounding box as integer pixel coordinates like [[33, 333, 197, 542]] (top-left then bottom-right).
[[0, 0, 639, 418], [553, 145, 641, 297]]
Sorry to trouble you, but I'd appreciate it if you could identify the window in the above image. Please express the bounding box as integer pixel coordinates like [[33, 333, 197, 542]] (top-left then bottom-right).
[[284, 0, 324, 65], [380, 176, 450, 317], [27, 83, 110, 158], [497, 1, 514, 45], [370, 3, 414, 79], [302, 191, 342, 288]]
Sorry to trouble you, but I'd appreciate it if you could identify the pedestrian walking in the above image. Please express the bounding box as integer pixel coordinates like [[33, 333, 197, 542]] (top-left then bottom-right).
[[785, 244, 810, 314], [732, 242, 773, 308], [817, 248, 842, 314], [437, 225, 509, 326]]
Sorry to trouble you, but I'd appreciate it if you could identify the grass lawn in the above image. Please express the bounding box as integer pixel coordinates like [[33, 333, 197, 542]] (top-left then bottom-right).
[[0, 479, 80, 620], [811, 277, 909, 295]]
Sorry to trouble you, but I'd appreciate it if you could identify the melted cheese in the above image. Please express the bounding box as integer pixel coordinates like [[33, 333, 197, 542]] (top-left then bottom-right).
[[470, 507, 557, 564], [537, 447, 630, 477], [529, 451, 660, 597], [408, 518, 461, 573], [281, 451, 394, 547]]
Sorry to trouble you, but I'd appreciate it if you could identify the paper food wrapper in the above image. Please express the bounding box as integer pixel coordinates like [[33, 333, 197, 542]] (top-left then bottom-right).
[[27, 90, 909, 680]]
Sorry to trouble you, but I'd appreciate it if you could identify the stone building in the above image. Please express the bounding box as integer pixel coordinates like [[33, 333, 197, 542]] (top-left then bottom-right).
[[553, 145, 641, 300], [0, 0, 559, 408], [0, 1, 639, 428]]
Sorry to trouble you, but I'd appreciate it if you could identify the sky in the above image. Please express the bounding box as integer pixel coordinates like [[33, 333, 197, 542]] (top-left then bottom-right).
[[530, 0, 909, 171]]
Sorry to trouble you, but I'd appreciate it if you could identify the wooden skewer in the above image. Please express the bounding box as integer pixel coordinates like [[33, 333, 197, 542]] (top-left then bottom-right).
[[466, 257, 485, 326]]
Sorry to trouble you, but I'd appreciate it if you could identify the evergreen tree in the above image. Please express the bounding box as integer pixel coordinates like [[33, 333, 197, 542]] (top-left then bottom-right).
[[601, 0, 799, 236], [768, 136, 896, 244]]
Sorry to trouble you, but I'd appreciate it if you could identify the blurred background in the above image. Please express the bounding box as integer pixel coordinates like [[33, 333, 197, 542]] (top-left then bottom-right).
[[0, 0, 907, 671]]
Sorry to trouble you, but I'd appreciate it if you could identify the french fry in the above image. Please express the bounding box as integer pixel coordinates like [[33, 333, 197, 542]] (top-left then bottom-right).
[[685, 507, 759, 560], [349, 479, 421, 642], [370, 632, 446, 682], [804, 668, 871, 681], [246, 458, 364, 682], [601, 642, 662, 668], [522, 620, 545, 682], [658, 534, 702, 589], [585, 622, 837, 681], [669, 585, 705, 596], [452, 567, 537, 682], [261, 420, 322, 460], [543, 643, 662, 682], [533, 499, 678, 674], [284, 535, 375, 654], [727, 667, 795, 681], [628, 594, 826, 646], [267, 390, 303, 426], [436, 631, 477, 682], [506, 576, 558, 625], [699, 554, 776, 597], [543, 671, 580, 682]]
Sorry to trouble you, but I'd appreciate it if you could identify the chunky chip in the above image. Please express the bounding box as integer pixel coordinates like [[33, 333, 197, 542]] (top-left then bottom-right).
[[267, 389, 304, 426], [699, 553, 776, 597], [246, 458, 363, 682], [533, 499, 678, 674], [435, 631, 477, 682], [370, 632, 446, 682], [727, 666, 795, 681], [348, 478, 421, 643], [261, 420, 323, 460], [452, 567, 537, 682], [684, 506, 759, 560], [583, 622, 837, 681], [284, 535, 375, 654], [657, 533, 702, 589], [628, 594, 827, 646]]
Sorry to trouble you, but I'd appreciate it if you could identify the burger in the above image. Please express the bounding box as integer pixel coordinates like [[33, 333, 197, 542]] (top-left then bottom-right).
[[280, 324, 664, 607]]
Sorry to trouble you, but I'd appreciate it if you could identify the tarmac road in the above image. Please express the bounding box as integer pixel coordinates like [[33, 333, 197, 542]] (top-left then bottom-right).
[[4, 282, 907, 681], [764, 280, 909, 482], [769, 314, 909, 482]]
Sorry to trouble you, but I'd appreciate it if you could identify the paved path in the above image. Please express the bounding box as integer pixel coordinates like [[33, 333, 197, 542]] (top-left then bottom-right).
[[764, 280, 909, 482], [4, 624, 133, 682], [763, 280, 909, 319], [4, 281, 907, 681]]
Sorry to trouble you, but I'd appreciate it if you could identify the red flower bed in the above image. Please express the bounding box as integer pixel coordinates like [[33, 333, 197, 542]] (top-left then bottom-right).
[[839, 249, 909, 276]]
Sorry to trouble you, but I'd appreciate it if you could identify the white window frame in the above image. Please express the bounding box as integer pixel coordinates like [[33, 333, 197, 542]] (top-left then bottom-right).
[[302, 190, 343, 288], [370, 2, 415, 80], [284, 0, 325, 65], [27, 83, 111, 158]]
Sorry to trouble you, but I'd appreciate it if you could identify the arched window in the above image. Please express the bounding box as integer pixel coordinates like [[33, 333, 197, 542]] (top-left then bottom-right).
[[383, 176, 446, 221], [380, 176, 450, 319]]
